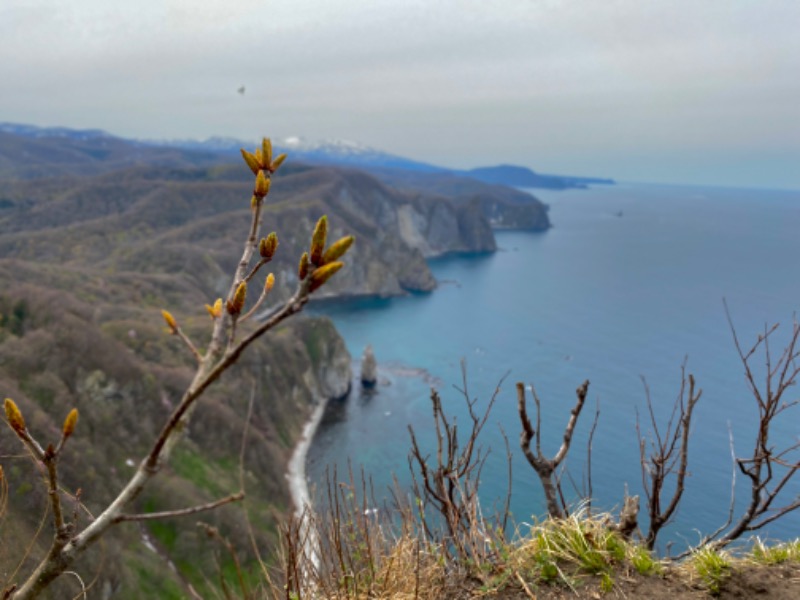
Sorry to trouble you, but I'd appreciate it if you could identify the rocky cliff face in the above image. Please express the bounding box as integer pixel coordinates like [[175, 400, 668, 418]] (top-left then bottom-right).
[[0, 163, 508, 299], [367, 166, 551, 232]]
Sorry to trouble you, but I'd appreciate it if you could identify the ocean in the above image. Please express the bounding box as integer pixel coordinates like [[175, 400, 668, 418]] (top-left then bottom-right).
[[307, 182, 800, 549]]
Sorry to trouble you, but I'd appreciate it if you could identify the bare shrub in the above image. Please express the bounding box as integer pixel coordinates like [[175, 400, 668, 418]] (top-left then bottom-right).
[[636, 364, 702, 550], [407, 366, 510, 571], [686, 309, 800, 553], [517, 380, 590, 519]]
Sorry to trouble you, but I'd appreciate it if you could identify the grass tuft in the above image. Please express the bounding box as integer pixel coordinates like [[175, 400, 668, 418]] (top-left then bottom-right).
[[751, 537, 800, 565], [691, 546, 732, 596]]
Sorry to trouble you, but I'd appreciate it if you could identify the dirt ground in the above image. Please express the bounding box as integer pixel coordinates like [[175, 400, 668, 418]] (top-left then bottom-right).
[[463, 562, 800, 599]]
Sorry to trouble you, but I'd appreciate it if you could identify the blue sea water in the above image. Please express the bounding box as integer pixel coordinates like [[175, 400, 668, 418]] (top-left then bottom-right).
[[307, 182, 800, 549]]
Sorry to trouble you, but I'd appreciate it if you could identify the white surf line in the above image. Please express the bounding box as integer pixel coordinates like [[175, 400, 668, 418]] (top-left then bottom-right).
[[286, 397, 327, 587]]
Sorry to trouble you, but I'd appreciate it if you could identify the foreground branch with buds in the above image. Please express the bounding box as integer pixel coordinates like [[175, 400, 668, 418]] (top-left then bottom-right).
[[1, 139, 353, 599]]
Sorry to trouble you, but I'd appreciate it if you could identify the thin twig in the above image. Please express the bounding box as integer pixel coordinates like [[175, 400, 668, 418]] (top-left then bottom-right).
[[175, 327, 203, 363], [113, 492, 244, 523]]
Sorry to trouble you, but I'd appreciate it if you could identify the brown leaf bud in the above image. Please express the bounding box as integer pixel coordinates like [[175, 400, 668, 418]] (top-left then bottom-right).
[[254, 171, 270, 199], [63, 408, 79, 438], [298, 252, 310, 280], [259, 232, 278, 259], [161, 310, 178, 333], [255, 148, 264, 165], [309, 215, 328, 266], [4, 398, 26, 433], [240, 149, 261, 175], [265, 272, 275, 293], [227, 282, 247, 315], [262, 138, 273, 166], [270, 153, 287, 172], [322, 235, 355, 265], [309, 261, 344, 292]]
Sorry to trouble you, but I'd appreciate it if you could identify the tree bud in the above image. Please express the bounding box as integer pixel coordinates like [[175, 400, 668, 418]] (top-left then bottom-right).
[[309, 261, 344, 292], [161, 310, 178, 333], [270, 153, 287, 172], [262, 138, 273, 166], [63, 408, 79, 438], [309, 215, 328, 266], [226, 282, 247, 315], [265, 273, 275, 293], [4, 398, 26, 434], [205, 298, 223, 319], [240, 149, 261, 175], [254, 171, 270, 198], [322, 235, 355, 265], [298, 252, 310, 280], [259, 232, 278, 259]]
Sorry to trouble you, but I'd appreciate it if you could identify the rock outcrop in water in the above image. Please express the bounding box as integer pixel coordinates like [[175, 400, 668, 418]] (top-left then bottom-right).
[[361, 344, 378, 388]]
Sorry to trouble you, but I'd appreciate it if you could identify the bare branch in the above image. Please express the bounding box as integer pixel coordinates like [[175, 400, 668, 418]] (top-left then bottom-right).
[[407, 372, 507, 569], [639, 367, 702, 550], [585, 400, 600, 516], [174, 326, 203, 363], [517, 380, 590, 519], [243, 256, 270, 285], [691, 312, 800, 553], [113, 492, 245, 523]]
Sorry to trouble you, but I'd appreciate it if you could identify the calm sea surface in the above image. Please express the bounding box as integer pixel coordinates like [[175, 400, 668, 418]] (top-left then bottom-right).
[[308, 182, 800, 548]]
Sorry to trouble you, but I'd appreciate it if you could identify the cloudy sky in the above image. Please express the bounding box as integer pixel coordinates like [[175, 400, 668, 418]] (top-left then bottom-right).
[[2, 0, 798, 189]]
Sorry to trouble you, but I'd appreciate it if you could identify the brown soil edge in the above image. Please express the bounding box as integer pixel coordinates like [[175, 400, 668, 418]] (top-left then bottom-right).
[[460, 562, 800, 599]]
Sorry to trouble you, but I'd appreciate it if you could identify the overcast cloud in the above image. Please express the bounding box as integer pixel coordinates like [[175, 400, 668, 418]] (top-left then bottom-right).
[[2, 0, 798, 188]]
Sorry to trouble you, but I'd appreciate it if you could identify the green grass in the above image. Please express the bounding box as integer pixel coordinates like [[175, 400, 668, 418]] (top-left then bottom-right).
[[128, 555, 186, 600], [629, 544, 662, 576], [170, 446, 229, 497], [692, 546, 732, 596], [751, 538, 800, 565], [146, 519, 179, 553]]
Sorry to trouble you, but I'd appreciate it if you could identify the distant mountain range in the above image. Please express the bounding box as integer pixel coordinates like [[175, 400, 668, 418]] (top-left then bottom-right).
[[0, 122, 614, 190]]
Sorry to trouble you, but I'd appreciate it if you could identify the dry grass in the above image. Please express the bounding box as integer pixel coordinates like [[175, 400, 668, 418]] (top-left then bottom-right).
[[254, 488, 800, 600]]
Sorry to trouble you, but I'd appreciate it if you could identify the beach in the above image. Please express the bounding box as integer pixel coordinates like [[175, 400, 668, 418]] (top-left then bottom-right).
[[287, 397, 328, 518]]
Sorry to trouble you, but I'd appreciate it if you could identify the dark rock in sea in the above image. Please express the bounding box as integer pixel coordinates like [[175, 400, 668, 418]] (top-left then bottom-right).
[[361, 344, 377, 388]]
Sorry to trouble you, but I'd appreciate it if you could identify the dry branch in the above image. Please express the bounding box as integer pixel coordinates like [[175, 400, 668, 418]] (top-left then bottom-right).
[[637, 365, 702, 549], [517, 380, 589, 519], [407, 365, 508, 568]]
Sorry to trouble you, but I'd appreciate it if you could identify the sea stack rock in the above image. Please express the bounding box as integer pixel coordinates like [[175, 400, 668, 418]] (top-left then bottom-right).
[[361, 345, 377, 388]]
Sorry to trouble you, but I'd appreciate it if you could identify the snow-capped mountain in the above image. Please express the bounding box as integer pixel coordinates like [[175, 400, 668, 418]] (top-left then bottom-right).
[[147, 133, 443, 173], [1, 122, 613, 188]]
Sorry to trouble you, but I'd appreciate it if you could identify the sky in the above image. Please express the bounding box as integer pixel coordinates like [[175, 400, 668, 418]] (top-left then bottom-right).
[[1, 0, 799, 189]]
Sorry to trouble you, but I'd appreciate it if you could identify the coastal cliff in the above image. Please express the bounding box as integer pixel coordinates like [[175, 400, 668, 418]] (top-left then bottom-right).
[[0, 161, 538, 300], [367, 166, 551, 230]]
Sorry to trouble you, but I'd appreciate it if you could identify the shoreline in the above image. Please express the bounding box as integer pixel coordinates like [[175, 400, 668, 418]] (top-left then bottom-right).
[[286, 397, 328, 518]]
